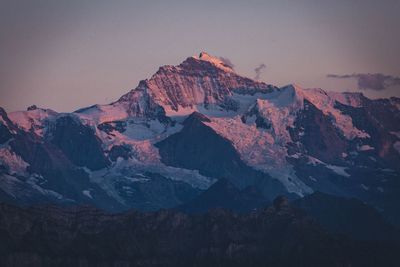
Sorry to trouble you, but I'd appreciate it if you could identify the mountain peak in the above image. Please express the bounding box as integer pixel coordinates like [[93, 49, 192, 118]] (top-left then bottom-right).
[[114, 52, 270, 115], [191, 51, 235, 72]]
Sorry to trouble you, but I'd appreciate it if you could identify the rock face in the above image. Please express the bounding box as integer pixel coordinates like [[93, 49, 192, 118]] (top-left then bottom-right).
[[1, 52, 400, 226], [335, 97, 400, 166], [289, 100, 348, 164], [48, 115, 110, 170], [120, 52, 271, 114], [1, 201, 399, 267]]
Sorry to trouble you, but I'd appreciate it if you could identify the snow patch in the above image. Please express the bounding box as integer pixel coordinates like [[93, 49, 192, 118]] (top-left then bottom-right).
[[300, 87, 369, 140], [26, 175, 64, 200], [327, 92, 364, 107], [205, 116, 312, 196], [87, 157, 214, 205], [266, 167, 313, 197], [307, 156, 324, 166], [358, 145, 374, 151], [194, 52, 235, 73], [82, 189, 93, 199], [9, 108, 58, 136], [308, 176, 317, 182], [326, 165, 351, 177], [0, 173, 64, 200], [360, 184, 369, 191], [76, 103, 129, 125], [0, 147, 29, 176]]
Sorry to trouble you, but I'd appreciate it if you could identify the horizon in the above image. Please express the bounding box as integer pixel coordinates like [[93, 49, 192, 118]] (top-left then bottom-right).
[[1, 0, 400, 112], [1, 50, 399, 113]]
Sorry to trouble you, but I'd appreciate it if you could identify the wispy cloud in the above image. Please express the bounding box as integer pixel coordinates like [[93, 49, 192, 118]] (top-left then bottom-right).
[[327, 73, 400, 91], [218, 57, 235, 69], [254, 64, 266, 80]]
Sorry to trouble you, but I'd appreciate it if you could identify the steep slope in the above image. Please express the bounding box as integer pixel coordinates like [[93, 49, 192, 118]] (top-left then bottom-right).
[[155, 112, 288, 197], [76, 51, 273, 123], [119, 52, 272, 116], [48, 115, 110, 170]]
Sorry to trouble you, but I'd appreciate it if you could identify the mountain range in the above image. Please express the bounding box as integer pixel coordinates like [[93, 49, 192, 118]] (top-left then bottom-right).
[[1, 51, 400, 226]]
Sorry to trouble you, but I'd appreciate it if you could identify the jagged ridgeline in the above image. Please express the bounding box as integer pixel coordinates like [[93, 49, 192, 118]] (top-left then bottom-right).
[[1, 52, 400, 226]]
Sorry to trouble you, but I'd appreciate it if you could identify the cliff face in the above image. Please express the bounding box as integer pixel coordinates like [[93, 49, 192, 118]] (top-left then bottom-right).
[[1, 200, 399, 267], [117, 52, 272, 116]]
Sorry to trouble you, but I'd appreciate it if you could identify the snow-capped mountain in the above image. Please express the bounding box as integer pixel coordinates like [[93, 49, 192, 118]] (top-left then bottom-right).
[[1, 52, 400, 224]]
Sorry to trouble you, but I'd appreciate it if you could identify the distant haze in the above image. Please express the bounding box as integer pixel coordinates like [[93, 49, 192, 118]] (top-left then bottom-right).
[[1, 0, 399, 112]]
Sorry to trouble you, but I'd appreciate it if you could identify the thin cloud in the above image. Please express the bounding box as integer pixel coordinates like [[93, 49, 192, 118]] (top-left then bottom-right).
[[327, 73, 400, 91], [254, 64, 266, 80], [218, 57, 235, 69]]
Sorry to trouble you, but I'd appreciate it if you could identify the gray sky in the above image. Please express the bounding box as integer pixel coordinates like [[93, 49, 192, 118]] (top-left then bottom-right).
[[1, 0, 399, 112]]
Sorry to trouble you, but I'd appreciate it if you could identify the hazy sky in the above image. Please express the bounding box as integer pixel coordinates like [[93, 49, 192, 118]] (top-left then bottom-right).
[[1, 0, 399, 112]]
